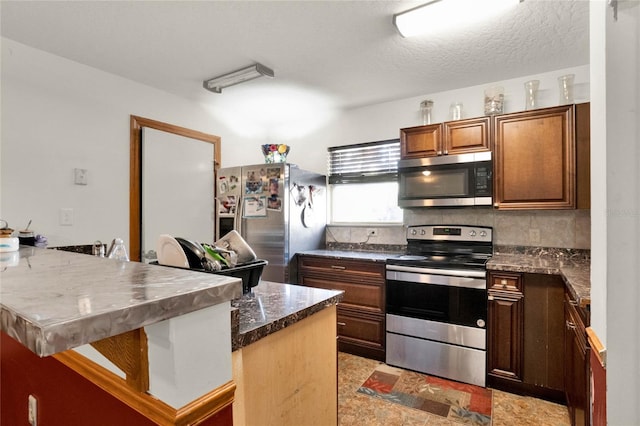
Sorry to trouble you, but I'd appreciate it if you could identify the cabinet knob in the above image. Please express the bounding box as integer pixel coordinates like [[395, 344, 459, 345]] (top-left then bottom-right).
[[500, 279, 508, 285], [493, 202, 499, 207], [330, 265, 346, 270], [337, 322, 346, 327], [566, 321, 577, 330]]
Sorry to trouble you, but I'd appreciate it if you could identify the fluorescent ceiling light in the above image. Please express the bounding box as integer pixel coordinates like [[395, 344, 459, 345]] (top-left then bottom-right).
[[394, 0, 522, 38], [203, 63, 274, 94]]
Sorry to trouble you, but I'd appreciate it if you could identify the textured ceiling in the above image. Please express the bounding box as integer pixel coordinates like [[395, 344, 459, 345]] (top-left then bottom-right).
[[0, 1, 589, 110]]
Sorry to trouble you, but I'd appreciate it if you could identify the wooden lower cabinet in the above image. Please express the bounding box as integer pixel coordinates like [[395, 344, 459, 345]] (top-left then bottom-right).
[[337, 306, 385, 360], [297, 255, 385, 361], [564, 292, 590, 426], [487, 291, 523, 382], [487, 272, 565, 402], [232, 305, 338, 426]]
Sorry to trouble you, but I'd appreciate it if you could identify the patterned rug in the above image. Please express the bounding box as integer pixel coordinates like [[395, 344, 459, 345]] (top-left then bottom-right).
[[357, 364, 492, 425]]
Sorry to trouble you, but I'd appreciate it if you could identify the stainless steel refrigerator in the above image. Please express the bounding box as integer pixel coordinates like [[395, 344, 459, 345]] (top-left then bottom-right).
[[216, 163, 326, 283]]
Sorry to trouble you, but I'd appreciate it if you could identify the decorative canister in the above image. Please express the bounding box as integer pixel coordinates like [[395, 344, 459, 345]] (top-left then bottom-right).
[[420, 100, 434, 125], [558, 74, 575, 105], [484, 86, 504, 115], [524, 80, 540, 110], [449, 102, 463, 120]]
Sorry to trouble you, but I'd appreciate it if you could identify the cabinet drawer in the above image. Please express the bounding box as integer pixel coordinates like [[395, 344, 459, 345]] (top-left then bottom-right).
[[299, 276, 383, 312], [337, 308, 385, 348], [299, 256, 385, 281], [489, 272, 523, 293]]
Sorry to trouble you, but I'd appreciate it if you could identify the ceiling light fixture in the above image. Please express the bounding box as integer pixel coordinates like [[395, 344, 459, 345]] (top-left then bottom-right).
[[203, 63, 274, 94], [393, 0, 522, 38]]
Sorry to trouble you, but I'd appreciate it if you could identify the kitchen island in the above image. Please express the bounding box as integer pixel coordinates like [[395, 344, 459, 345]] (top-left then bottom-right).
[[230, 281, 343, 426], [1, 247, 343, 426]]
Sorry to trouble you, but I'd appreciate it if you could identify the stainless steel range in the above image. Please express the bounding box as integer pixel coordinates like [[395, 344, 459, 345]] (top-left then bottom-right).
[[385, 225, 492, 387]]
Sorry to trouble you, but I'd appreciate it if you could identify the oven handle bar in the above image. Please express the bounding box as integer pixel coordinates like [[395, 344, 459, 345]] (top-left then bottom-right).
[[386, 268, 486, 289]]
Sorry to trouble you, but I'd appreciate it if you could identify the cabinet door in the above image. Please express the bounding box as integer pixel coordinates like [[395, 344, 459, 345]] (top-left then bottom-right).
[[488, 293, 523, 382], [564, 294, 590, 426], [494, 105, 575, 209], [400, 124, 442, 158], [522, 274, 565, 392], [443, 117, 491, 155]]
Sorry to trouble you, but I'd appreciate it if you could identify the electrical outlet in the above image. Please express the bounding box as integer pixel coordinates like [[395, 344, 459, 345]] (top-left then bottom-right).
[[529, 228, 541, 243], [74, 168, 88, 185], [366, 228, 377, 237], [59, 208, 74, 226], [28, 394, 37, 426]]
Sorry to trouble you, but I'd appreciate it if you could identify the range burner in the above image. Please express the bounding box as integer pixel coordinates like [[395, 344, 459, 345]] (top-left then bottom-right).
[[388, 225, 493, 273]]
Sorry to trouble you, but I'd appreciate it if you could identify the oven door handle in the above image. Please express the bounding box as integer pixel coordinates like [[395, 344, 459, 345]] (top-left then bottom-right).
[[386, 269, 486, 289], [386, 264, 486, 279]]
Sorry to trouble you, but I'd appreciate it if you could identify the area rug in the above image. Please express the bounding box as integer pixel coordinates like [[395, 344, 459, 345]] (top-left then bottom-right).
[[357, 364, 492, 425]]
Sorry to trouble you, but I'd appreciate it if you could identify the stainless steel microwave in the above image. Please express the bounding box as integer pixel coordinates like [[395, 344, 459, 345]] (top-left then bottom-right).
[[397, 152, 492, 208]]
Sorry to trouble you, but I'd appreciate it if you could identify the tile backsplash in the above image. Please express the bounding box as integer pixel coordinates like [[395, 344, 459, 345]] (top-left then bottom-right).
[[327, 209, 591, 250]]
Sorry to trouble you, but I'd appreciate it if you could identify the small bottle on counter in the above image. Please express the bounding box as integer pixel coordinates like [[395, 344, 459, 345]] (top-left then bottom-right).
[[92, 240, 105, 257], [107, 238, 129, 261]]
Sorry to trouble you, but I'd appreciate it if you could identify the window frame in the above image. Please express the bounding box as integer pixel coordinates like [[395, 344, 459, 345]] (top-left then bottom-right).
[[327, 139, 402, 225]]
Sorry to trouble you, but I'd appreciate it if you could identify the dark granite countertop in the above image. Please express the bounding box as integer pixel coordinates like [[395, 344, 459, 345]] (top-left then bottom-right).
[[296, 249, 401, 262], [487, 251, 591, 308], [230, 280, 343, 351], [301, 247, 591, 308]]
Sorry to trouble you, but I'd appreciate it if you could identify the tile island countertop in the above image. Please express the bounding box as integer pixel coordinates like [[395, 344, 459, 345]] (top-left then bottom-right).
[[0, 246, 242, 357]]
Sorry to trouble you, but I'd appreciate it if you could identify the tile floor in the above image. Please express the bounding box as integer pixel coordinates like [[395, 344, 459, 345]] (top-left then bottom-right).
[[338, 352, 570, 426]]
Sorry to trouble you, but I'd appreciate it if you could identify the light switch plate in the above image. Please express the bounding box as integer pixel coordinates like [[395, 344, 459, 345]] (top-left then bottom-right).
[[60, 208, 74, 226], [74, 168, 88, 185]]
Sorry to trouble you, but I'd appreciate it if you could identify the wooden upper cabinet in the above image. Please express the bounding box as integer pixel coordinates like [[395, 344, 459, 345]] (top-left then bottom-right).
[[400, 117, 490, 159], [400, 123, 442, 158], [493, 105, 576, 209], [444, 117, 491, 155]]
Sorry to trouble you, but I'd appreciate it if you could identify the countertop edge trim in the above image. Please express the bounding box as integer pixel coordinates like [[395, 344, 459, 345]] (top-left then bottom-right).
[[232, 293, 343, 351]]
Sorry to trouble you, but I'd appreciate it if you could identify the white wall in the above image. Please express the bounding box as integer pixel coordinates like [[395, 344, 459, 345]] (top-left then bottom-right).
[[300, 64, 590, 153], [0, 38, 227, 248], [590, 1, 640, 423], [2, 36, 590, 250]]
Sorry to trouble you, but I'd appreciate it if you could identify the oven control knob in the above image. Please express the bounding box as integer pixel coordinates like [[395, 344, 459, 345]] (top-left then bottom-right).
[[477, 319, 486, 328], [479, 230, 487, 237], [469, 230, 477, 237], [420, 229, 426, 235], [410, 229, 417, 235]]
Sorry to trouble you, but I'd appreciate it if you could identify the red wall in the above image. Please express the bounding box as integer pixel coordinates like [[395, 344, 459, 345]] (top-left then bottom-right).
[[1, 332, 156, 425]]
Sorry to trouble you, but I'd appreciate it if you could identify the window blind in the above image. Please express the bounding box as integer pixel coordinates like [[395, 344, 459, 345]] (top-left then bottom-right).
[[327, 139, 400, 184]]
